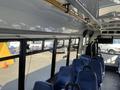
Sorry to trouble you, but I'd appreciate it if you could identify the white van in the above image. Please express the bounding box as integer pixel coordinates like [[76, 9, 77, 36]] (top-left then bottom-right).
[[99, 44, 120, 54]]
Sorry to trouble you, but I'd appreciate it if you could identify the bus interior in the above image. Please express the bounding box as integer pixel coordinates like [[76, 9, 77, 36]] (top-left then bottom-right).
[[0, 0, 120, 90]]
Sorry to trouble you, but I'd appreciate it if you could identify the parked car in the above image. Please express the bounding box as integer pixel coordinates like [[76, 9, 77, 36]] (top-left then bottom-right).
[[99, 44, 120, 54]]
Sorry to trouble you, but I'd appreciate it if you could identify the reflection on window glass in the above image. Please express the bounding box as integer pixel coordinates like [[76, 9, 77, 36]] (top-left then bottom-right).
[[0, 58, 19, 90], [25, 52, 52, 90]]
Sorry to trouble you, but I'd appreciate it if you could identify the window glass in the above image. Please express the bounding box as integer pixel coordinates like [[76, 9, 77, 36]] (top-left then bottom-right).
[[0, 41, 19, 90], [0, 41, 20, 58], [55, 40, 67, 73], [99, 39, 120, 67], [44, 40, 54, 50], [0, 58, 19, 90], [25, 52, 52, 90], [28, 41, 42, 51], [69, 39, 79, 64]]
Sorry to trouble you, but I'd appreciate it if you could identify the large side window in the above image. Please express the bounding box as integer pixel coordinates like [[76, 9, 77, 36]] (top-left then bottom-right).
[[25, 40, 54, 90], [0, 41, 19, 90], [99, 39, 120, 67]]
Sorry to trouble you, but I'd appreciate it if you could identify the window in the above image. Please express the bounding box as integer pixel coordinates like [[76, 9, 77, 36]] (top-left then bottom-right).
[[99, 39, 120, 67]]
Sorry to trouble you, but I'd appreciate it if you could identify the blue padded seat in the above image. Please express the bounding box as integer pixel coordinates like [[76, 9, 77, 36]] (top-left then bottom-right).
[[72, 59, 84, 81], [33, 81, 53, 90], [79, 55, 91, 66], [72, 55, 91, 81], [76, 66, 98, 90], [95, 56, 105, 77], [54, 66, 74, 90], [89, 58, 102, 87]]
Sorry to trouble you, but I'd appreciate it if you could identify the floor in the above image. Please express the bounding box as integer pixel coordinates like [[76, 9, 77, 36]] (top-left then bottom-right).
[[101, 71, 120, 90]]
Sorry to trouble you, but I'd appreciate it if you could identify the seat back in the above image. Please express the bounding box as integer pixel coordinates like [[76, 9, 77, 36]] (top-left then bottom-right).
[[54, 66, 73, 90], [76, 66, 98, 90], [89, 58, 102, 86], [72, 59, 84, 78], [33, 81, 53, 90], [79, 55, 91, 66], [95, 56, 105, 74]]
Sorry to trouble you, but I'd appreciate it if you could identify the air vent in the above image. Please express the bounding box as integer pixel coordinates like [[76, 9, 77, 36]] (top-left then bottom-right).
[[109, 24, 114, 27], [102, 31, 107, 34], [101, 30, 120, 35], [108, 31, 114, 34], [117, 24, 120, 26], [103, 25, 107, 27], [116, 31, 120, 34]]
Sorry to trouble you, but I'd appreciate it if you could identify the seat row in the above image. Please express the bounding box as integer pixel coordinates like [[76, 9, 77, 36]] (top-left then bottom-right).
[[33, 54, 105, 90]]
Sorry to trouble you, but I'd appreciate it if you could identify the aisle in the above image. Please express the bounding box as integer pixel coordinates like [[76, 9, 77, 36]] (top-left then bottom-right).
[[101, 71, 120, 90]]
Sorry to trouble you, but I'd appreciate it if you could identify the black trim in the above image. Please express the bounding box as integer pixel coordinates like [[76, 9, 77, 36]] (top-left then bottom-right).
[[18, 40, 27, 90], [50, 39, 57, 78], [76, 38, 80, 59], [66, 38, 71, 66], [42, 40, 45, 51]]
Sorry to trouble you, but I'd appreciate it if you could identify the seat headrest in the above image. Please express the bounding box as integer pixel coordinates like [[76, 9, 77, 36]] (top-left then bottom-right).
[[80, 55, 91, 65]]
